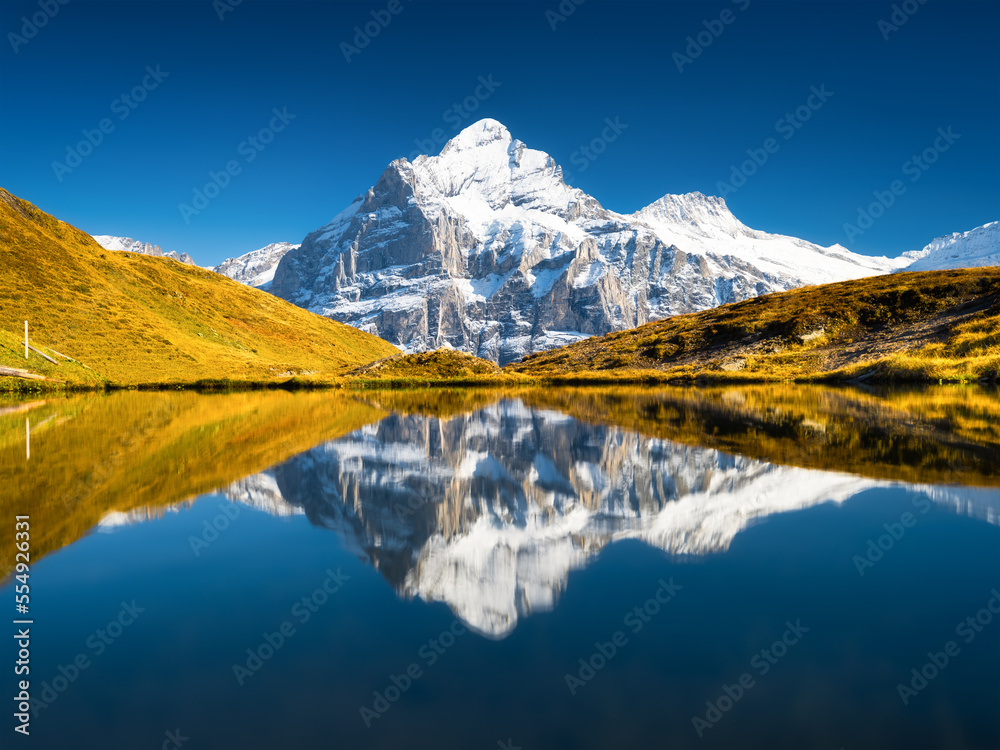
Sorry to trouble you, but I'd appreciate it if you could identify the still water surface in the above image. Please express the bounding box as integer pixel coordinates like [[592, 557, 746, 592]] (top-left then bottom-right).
[[2, 386, 999, 749]]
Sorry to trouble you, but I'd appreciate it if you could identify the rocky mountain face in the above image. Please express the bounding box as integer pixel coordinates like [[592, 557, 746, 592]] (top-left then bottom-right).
[[209, 402, 997, 639], [269, 119, 913, 364], [92, 235, 196, 265], [213, 242, 300, 289], [902, 221, 1000, 272]]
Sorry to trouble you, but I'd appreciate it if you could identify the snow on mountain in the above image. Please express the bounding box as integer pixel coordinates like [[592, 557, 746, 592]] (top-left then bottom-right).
[[900, 221, 1000, 272], [632, 193, 911, 284], [212, 242, 300, 290], [269, 119, 913, 364], [92, 235, 196, 265]]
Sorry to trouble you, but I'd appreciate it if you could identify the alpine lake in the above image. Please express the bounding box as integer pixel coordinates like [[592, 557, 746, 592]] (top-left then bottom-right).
[[2, 384, 998, 750]]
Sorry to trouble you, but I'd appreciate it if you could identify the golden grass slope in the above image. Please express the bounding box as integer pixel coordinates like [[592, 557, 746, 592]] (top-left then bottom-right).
[[510, 268, 1000, 383], [0, 188, 398, 387], [349, 348, 521, 387]]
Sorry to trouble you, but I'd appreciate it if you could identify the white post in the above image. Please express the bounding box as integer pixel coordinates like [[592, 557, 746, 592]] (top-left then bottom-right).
[[26, 418, 30, 461], [24, 320, 28, 359]]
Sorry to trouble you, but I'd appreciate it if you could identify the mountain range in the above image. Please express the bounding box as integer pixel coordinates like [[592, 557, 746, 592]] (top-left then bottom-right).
[[212, 242, 300, 289], [92, 235, 299, 290], [92, 234, 197, 266], [96, 119, 998, 364]]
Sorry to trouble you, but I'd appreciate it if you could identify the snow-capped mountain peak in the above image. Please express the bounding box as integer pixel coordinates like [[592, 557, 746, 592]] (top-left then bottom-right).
[[92, 235, 196, 265], [902, 221, 1000, 272], [407, 119, 578, 221], [212, 242, 300, 289], [633, 191, 740, 228], [437, 117, 513, 154]]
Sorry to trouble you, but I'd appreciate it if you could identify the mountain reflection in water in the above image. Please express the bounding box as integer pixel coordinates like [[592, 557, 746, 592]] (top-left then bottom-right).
[[215, 398, 999, 638], [3, 385, 999, 639]]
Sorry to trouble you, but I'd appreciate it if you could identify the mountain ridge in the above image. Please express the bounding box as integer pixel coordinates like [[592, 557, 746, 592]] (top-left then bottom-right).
[[269, 118, 994, 364], [92, 234, 197, 266]]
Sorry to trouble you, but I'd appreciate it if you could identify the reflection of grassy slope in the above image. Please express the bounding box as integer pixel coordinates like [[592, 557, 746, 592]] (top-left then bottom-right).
[[0, 188, 398, 388], [0, 391, 386, 575], [511, 268, 1000, 383], [520, 385, 1000, 487]]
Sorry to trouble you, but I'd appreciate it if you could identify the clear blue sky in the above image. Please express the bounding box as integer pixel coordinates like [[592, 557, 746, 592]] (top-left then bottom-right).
[[1, 0, 997, 267]]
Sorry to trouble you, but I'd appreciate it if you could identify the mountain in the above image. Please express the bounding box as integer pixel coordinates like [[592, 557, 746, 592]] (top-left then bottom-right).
[[902, 221, 1000, 272], [92, 234, 197, 265], [0, 188, 398, 385], [269, 119, 914, 365], [212, 401, 1000, 638], [213, 242, 300, 289]]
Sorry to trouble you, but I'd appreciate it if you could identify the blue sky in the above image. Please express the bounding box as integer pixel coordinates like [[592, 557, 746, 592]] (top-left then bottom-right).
[[1, 0, 997, 267]]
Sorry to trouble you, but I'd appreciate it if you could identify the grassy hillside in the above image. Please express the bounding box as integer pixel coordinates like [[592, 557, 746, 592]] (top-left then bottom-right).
[[0, 188, 398, 388], [349, 348, 522, 387], [510, 268, 1000, 383]]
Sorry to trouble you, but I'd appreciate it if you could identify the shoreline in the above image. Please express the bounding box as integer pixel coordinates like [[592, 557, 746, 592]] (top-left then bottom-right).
[[3, 366, 997, 395]]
